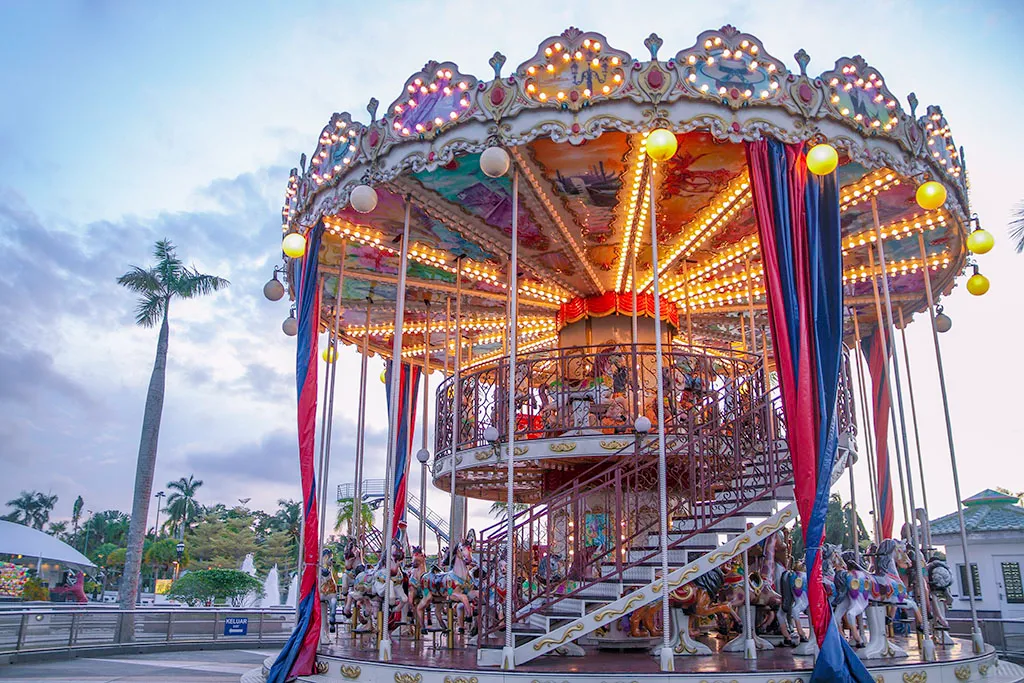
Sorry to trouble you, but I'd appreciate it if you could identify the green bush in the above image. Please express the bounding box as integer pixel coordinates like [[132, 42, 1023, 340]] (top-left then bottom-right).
[[167, 569, 263, 607], [22, 577, 49, 602]]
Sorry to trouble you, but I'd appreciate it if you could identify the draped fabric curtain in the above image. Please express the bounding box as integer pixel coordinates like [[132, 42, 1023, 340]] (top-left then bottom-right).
[[268, 223, 324, 682], [385, 361, 422, 539], [746, 139, 872, 683], [863, 329, 896, 539]]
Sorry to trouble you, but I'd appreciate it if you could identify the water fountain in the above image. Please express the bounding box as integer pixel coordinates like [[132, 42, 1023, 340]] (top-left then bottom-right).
[[262, 564, 281, 607]]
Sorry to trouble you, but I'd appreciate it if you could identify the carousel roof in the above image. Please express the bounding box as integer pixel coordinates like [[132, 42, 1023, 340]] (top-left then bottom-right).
[[280, 26, 970, 369]]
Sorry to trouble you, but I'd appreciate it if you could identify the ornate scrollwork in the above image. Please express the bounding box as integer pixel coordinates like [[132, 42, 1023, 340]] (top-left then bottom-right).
[[902, 671, 927, 683], [444, 677, 479, 683], [395, 673, 423, 683], [979, 663, 992, 677], [954, 666, 971, 681], [600, 440, 631, 450], [340, 665, 361, 680], [532, 622, 584, 650], [549, 441, 577, 453]]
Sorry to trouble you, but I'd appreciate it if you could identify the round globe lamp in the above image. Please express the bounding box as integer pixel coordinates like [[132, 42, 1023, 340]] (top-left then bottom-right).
[[282, 233, 306, 258], [806, 144, 839, 175], [646, 128, 678, 162]]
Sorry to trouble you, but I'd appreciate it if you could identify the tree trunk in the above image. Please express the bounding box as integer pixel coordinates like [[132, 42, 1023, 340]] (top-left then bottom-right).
[[118, 302, 170, 610]]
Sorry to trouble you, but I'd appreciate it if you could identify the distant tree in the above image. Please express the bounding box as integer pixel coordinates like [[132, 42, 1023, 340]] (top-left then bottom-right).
[[167, 568, 262, 607], [188, 515, 258, 569], [165, 475, 204, 539], [256, 530, 296, 580], [1010, 202, 1024, 253], [82, 510, 130, 549], [3, 491, 58, 530], [335, 499, 375, 536], [71, 496, 84, 536], [790, 493, 869, 558], [90, 542, 119, 567], [145, 537, 190, 577], [47, 521, 69, 539], [116, 239, 228, 609], [272, 499, 301, 542], [488, 500, 529, 521]]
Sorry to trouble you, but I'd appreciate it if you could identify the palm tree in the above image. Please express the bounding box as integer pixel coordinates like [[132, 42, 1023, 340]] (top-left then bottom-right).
[[3, 491, 38, 526], [30, 492, 58, 530], [165, 475, 204, 539], [1011, 202, 1024, 253], [116, 240, 228, 609], [335, 499, 375, 535], [488, 500, 528, 521], [48, 521, 69, 539], [273, 499, 301, 542], [71, 496, 84, 536]]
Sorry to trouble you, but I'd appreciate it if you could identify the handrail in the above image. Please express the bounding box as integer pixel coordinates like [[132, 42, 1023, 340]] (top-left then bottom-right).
[[0, 607, 294, 656]]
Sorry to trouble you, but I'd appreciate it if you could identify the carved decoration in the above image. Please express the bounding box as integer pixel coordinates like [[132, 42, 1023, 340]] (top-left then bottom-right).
[[382, 61, 480, 144], [549, 441, 578, 453], [340, 664, 361, 680], [902, 672, 927, 683], [954, 666, 971, 681], [395, 673, 423, 683]]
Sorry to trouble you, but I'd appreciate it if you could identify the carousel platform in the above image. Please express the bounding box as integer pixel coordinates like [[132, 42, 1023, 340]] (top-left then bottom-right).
[[286, 633, 1021, 683]]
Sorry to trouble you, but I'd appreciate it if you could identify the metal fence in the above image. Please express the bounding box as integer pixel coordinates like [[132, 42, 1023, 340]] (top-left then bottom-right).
[[947, 618, 1024, 657], [0, 608, 294, 655]]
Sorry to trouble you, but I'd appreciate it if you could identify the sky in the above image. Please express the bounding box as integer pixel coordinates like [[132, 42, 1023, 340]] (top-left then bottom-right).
[[1, 0, 1023, 550]]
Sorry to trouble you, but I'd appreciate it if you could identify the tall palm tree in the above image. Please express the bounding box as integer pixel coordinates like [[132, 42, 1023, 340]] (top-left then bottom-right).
[[165, 475, 204, 539], [1011, 202, 1024, 253], [273, 499, 301, 543], [3, 491, 38, 526], [116, 240, 228, 609], [71, 496, 84, 536], [48, 521, 69, 539], [488, 500, 528, 521]]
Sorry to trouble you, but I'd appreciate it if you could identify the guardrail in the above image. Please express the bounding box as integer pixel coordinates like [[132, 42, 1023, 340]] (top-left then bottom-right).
[[0, 608, 294, 655]]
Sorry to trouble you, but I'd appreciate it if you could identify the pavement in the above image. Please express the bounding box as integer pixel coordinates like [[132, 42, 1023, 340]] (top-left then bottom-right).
[[0, 649, 275, 682]]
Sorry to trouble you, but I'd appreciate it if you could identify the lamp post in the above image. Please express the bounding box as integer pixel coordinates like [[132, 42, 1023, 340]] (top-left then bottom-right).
[[153, 492, 166, 539], [174, 542, 185, 581]]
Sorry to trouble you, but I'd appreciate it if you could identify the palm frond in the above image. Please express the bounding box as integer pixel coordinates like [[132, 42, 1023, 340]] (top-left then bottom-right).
[[134, 293, 166, 328], [174, 269, 229, 299], [1010, 201, 1024, 253], [116, 266, 163, 295], [153, 239, 185, 285]]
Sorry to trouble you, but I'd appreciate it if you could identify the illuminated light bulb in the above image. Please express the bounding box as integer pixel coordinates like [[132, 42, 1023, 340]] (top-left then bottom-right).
[[916, 181, 947, 210], [806, 143, 839, 175], [646, 128, 678, 162], [967, 228, 994, 254], [282, 232, 306, 258]]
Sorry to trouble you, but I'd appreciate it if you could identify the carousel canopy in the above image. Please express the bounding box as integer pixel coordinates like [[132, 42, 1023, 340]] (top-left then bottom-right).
[[0, 520, 96, 570], [280, 25, 969, 369]]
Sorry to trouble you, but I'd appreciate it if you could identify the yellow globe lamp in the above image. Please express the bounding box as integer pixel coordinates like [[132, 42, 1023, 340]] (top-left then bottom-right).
[[967, 228, 994, 255], [282, 232, 307, 258], [966, 271, 989, 296], [646, 128, 678, 162], [916, 181, 947, 210], [322, 346, 337, 363], [806, 144, 839, 176]]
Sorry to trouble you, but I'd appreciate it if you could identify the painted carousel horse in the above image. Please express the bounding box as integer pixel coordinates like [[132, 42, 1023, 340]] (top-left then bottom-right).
[[832, 538, 921, 650], [771, 532, 841, 649], [716, 556, 782, 637], [348, 543, 407, 635], [631, 566, 743, 656], [407, 546, 429, 631], [319, 548, 340, 637], [417, 535, 477, 635]]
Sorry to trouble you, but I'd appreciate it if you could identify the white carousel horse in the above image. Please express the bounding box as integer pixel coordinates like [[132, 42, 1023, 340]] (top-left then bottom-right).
[[319, 548, 340, 639]]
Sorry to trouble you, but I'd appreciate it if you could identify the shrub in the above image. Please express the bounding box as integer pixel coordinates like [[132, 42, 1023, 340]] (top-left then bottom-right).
[[22, 577, 49, 602], [167, 568, 263, 607]]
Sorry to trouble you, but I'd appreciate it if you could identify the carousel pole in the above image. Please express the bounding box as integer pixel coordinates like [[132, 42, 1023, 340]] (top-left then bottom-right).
[[352, 301, 372, 542], [419, 303, 431, 552], [844, 353, 861, 562], [870, 198, 934, 660], [502, 167, 520, 670], [852, 313, 883, 542], [449, 259, 463, 547], [744, 254, 757, 353], [319, 251, 347, 548], [917, 231, 984, 652], [867, 248, 911, 528], [631, 248, 639, 344], [647, 166, 674, 673], [896, 307, 931, 516], [379, 196, 413, 662], [682, 259, 693, 344]]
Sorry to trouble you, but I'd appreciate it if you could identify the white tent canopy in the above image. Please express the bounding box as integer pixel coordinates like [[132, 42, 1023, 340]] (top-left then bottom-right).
[[0, 520, 96, 570]]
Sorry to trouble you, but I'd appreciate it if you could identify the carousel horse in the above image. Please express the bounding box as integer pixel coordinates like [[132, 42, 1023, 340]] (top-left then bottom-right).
[[347, 542, 407, 635], [319, 548, 340, 637], [716, 556, 782, 636], [831, 538, 922, 648], [340, 539, 365, 624], [418, 535, 477, 634], [772, 531, 841, 647], [926, 553, 954, 633], [407, 546, 429, 631]]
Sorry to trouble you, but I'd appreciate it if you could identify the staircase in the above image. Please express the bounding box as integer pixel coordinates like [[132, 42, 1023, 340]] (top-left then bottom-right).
[[337, 479, 450, 545], [475, 355, 856, 666]]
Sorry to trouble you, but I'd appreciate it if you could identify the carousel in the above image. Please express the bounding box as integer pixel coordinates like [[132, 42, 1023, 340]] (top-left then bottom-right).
[[257, 25, 1018, 683]]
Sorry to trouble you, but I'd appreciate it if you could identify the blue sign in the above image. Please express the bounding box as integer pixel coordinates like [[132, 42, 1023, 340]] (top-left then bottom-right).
[[224, 617, 248, 636]]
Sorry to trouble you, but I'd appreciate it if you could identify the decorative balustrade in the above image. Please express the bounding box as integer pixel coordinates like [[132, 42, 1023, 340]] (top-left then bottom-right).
[[434, 343, 762, 467]]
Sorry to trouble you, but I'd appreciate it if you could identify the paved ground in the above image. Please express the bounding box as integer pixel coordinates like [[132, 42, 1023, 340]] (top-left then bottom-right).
[[0, 649, 274, 682]]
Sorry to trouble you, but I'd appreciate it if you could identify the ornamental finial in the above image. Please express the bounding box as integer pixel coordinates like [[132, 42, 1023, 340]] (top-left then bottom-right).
[[367, 97, 379, 123], [907, 92, 919, 118], [794, 49, 810, 77], [489, 52, 506, 79], [644, 33, 663, 60]]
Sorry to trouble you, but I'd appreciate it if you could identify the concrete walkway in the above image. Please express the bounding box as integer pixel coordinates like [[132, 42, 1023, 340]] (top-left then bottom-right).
[[0, 649, 275, 682]]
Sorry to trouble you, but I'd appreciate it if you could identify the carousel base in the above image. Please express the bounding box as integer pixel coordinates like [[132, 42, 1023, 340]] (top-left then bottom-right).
[[277, 632, 1020, 683]]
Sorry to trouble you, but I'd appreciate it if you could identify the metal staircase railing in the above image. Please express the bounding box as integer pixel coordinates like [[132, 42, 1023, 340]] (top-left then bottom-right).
[[337, 479, 450, 545], [406, 492, 449, 544], [475, 367, 785, 640]]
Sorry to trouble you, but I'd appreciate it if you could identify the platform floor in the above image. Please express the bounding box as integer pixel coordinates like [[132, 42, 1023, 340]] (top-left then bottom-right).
[[318, 630, 973, 674]]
